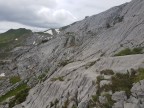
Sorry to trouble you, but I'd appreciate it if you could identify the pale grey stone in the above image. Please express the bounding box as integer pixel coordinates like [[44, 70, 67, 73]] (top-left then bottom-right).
[[1, 0, 144, 108], [112, 91, 127, 101]]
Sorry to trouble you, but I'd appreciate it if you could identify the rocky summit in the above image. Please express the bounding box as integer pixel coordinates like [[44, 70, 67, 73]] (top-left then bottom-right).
[[1, 0, 144, 108]]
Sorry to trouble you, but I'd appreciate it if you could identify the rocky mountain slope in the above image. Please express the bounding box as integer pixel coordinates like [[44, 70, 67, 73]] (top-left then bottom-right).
[[1, 0, 144, 108]]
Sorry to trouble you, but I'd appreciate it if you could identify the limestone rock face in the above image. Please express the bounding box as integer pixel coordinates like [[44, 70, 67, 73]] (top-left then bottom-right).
[[112, 91, 127, 108], [131, 80, 144, 97], [125, 80, 144, 108], [112, 80, 144, 108], [1, 0, 144, 108], [12, 0, 144, 107], [112, 91, 127, 101]]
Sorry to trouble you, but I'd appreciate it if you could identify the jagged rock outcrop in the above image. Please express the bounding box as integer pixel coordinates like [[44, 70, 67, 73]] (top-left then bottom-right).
[[1, 0, 144, 108]]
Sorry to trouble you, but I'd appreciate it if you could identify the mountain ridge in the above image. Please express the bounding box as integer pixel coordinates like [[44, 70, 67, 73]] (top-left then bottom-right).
[[1, 0, 144, 108]]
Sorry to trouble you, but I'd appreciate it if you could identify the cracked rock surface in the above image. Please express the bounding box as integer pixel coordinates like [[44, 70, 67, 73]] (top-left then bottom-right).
[[1, 0, 144, 108]]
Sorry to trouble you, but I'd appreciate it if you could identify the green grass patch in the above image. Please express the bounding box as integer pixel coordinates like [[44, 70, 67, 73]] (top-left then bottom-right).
[[58, 60, 73, 67], [38, 73, 46, 80], [9, 88, 30, 108], [89, 68, 144, 108], [62, 98, 69, 108], [96, 75, 104, 84], [102, 94, 115, 108], [134, 68, 144, 82], [0, 28, 31, 47], [114, 47, 143, 56], [9, 76, 21, 84], [92, 94, 99, 102], [0, 28, 32, 59], [51, 76, 64, 82], [38, 68, 50, 82], [132, 47, 143, 54], [101, 72, 135, 97], [38, 73, 46, 81], [98, 69, 144, 97], [85, 61, 96, 69], [0, 83, 29, 103]]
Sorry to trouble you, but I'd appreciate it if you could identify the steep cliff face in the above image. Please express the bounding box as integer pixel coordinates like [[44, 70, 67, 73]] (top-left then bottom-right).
[[1, 0, 144, 108]]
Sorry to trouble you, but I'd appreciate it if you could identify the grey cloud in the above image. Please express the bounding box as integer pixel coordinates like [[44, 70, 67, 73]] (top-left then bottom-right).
[[0, 0, 57, 8], [0, 0, 76, 28], [58, 0, 131, 19], [0, 0, 131, 30]]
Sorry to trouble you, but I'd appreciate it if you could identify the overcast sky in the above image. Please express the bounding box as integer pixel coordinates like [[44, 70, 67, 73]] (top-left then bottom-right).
[[0, 0, 131, 32]]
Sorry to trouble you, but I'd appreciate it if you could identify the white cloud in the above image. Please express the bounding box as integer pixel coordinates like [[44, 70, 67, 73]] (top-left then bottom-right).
[[53, 9, 76, 24], [57, 0, 131, 19], [36, 8, 76, 25]]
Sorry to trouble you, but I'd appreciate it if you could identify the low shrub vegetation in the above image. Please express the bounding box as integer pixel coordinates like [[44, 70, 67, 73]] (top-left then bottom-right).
[[58, 60, 72, 67], [134, 68, 144, 82], [9, 88, 30, 108], [85, 61, 96, 69], [0, 83, 29, 103], [91, 94, 99, 102], [100, 69, 114, 75], [51, 76, 64, 82], [96, 75, 104, 84], [89, 68, 144, 108], [101, 72, 135, 97], [102, 93, 115, 108], [50, 101, 54, 107], [62, 98, 69, 108], [9, 76, 21, 84], [38, 73, 46, 81], [114, 47, 143, 56], [38, 68, 50, 82]]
